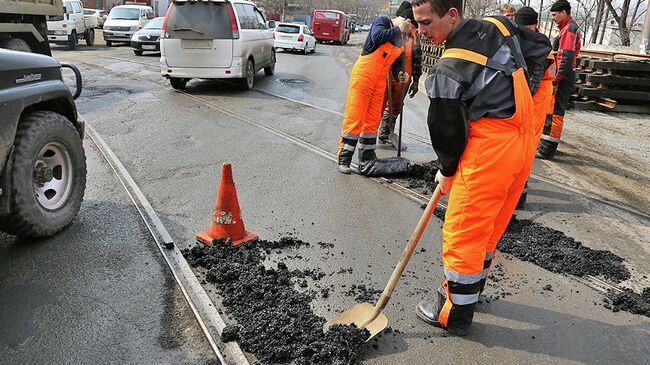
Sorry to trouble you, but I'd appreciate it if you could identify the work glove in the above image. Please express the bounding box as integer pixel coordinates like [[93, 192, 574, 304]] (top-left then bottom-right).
[[435, 170, 454, 195], [397, 17, 412, 34], [408, 81, 418, 98], [398, 71, 410, 83]]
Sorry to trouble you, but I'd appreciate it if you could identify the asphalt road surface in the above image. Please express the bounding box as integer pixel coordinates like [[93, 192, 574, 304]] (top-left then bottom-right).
[[1, 32, 648, 364]]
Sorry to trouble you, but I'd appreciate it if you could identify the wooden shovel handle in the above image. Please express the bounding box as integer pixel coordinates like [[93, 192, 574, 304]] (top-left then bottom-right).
[[373, 185, 443, 315]]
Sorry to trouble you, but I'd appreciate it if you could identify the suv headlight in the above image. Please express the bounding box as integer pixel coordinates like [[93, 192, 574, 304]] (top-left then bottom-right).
[[130, 26, 139, 31]]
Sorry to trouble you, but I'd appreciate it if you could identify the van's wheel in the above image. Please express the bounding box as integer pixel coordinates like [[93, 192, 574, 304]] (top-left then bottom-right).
[[240, 58, 255, 90], [67, 31, 77, 50], [264, 51, 275, 75], [0, 111, 86, 238], [85, 28, 95, 46], [311, 42, 316, 53], [0, 38, 32, 52], [303, 43, 308, 55], [169, 77, 188, 90], [106, 40, 112, 47]]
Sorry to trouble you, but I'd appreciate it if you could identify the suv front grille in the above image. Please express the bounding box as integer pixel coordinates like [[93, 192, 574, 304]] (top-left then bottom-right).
[[108, 26, 131, 31], [139, 35, 159, 41], [46, 30, 55, 35]]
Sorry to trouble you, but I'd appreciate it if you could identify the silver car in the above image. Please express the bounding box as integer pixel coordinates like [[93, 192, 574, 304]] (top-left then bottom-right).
[[160, 0, 275, 90]]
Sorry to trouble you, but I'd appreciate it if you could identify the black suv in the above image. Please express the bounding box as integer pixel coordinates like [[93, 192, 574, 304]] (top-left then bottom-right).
[[0, 49, 86, 237]]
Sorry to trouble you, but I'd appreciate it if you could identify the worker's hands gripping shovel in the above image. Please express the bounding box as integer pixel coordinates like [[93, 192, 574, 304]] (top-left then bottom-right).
[[324, 184, 444, 341]]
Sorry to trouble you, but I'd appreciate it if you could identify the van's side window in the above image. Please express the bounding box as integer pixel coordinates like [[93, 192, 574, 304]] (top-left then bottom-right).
[[234, 4, 253, 29], [71, 1, 82, 13], [253, 8, 266, 29]]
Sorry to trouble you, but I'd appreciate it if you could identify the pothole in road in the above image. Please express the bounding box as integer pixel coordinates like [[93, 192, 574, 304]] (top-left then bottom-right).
[[279, 78, 309, 85]]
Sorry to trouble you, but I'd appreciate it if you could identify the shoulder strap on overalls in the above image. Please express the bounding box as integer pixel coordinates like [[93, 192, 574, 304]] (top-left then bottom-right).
[[483, 17, 527, 74]]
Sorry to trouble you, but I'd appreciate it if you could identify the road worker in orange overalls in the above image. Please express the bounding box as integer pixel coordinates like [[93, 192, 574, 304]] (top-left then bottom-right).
[[514, 6, 555, 208], [336, 3, 416, 174], [412, 0, 550, 335], [377, 5, 422, 150]]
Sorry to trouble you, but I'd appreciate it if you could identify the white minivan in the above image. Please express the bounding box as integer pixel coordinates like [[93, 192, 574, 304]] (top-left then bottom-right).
[[160, 0, 275, 90], [103, 4, 155, 46]]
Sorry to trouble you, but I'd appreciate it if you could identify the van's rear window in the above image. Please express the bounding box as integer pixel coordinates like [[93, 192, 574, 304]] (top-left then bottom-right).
[[167, 2, 231, 39], [314, 11, 340, 21], [276, 25, 300, 34]]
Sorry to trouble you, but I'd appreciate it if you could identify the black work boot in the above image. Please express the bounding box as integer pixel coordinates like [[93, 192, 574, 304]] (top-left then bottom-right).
[[537, 139, 558, 159], [516, 181, 528, 209], [338, 137, 357, 174], [415, 302, 468, 336], [358, 149, 377, 162], [378, 113, 395, 144], [358, 136, 378, 162]]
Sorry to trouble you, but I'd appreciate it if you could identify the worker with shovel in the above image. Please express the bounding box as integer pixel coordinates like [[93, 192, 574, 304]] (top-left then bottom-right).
[[377, 4, 423, 151], [412, 0, 543, 336], [336, 5, 416, 174]]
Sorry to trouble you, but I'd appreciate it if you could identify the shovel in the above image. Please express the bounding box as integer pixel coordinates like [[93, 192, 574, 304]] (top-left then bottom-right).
[[324, 184, 443, 341]]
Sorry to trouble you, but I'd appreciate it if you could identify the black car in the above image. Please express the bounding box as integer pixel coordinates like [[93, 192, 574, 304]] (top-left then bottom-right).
[[0, 49, 86, 238], [131, 17, 163, 55]]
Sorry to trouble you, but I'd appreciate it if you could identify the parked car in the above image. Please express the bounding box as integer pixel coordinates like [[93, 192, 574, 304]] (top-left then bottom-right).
[[160, 0, 275, 91], [131, 16, 163, 55], [82, 8, 99, 28], [0, 49, 86, 238], [273, 23, 316, 55], [361, 24, 370, 31], [46, 0, 95, 50], [103, 4, 154, 46], [84, 8, 108, 28]]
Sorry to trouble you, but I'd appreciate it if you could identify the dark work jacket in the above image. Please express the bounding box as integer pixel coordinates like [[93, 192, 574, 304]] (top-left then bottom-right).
[[425, 16, 548, 176]]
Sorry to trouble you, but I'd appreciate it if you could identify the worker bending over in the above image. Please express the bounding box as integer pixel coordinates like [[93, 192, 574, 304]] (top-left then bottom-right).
[[378, 4, 423, 150], [336, 7, 414, 174], [412, 0, 548, 335]]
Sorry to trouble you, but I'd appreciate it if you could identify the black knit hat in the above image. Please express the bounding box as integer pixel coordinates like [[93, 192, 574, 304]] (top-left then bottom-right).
[[550, 0, 571, 12], [400, 8, 418, 28], [515, 6, 538, 26], [396, 1, 412, 16]]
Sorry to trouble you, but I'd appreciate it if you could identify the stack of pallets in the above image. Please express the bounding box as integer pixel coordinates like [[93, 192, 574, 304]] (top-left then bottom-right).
[[420, 37, 444, 76], [573, 51, 650, 113]]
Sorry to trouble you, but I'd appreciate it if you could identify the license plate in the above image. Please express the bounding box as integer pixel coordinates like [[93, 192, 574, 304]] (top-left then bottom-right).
[[114, 32, 125, 37], [281, 36, 291, 40], [142, 45, 156, 50], [323, 32, 329, 35], [182, 39, 212, 49]]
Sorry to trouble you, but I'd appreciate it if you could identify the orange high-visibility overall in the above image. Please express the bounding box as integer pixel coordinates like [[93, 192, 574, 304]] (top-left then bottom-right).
[[533, 51, 557, 140], [436, 18, 537, 330], [337, 39, 403, 164]]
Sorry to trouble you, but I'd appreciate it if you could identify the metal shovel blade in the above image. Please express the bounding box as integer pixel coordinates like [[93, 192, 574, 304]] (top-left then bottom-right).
[[323, 303, 389, 341]]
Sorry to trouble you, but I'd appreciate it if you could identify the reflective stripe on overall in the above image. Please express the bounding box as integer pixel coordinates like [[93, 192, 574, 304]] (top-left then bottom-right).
[[436, 17, 537, 330], [337, 38, 403, 163]]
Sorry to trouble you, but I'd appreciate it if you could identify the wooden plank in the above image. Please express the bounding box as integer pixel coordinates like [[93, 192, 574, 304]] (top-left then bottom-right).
[[585, 74, 650, 88], [579, 87, 650, 101], [572, 100, 650, 113], [589, 60, 650, 72]]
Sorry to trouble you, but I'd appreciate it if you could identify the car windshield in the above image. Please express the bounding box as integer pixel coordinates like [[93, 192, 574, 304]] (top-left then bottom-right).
[[276, 25, 300, 34], [109, 8, 140, 20], [144, 18, 164, 29]]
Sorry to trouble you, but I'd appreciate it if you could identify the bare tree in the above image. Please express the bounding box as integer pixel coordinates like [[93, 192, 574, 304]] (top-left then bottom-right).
[[465, 0, 500, 18], [604, 0, 633, 45]]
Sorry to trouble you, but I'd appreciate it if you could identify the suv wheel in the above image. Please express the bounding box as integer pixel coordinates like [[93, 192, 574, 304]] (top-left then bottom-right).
[[68, 31, 77, 50], [0, 38, 32, 52], [134, 50, 144, 56], [0, 111, 86, 237], [85, 28, 95, 46], [240, 59, 255, 90], [106, 40, 112, 47], [264, 52, 275, 76], [169, 77, 188, 90]]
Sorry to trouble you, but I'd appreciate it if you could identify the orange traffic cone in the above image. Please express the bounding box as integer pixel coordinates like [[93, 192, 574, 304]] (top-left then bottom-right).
[[196, 163, 258, 246]]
